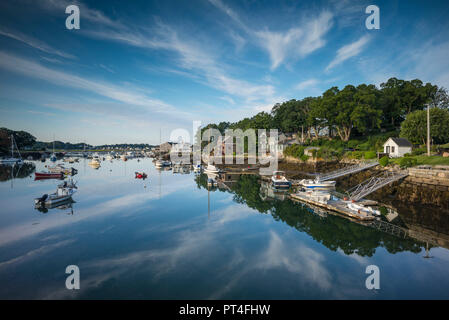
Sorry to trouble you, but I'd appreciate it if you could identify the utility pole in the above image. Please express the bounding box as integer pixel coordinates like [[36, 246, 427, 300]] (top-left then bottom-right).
[[427, 103, 431, 156]]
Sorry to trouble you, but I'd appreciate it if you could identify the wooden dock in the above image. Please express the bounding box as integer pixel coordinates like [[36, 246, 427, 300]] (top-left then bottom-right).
[[290, 193, 375, 221]]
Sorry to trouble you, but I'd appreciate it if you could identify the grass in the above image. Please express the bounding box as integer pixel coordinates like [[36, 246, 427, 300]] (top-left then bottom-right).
[[390, 155, 449, 166]]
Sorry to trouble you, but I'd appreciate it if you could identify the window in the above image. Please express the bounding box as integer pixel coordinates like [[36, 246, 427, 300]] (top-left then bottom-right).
[[386, 146, 390, 153], [392, 146, 395, 153]]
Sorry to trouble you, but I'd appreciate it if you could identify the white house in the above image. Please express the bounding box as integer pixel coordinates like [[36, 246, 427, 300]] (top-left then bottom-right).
[[383, 137, 412, 158]]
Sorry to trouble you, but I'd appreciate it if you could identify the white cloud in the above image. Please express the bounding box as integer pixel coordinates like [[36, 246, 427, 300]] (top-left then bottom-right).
[[85, 22, 276, 106], [208, 0, 333, 70], [326, 35, 370, 71], [0, 28, 76, 59], [0, 51, 173, 113], [295, 79, 319, 90]]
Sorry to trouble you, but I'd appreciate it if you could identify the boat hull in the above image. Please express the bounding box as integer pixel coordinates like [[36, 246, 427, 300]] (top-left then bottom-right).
[[35, 172, 63, 179]]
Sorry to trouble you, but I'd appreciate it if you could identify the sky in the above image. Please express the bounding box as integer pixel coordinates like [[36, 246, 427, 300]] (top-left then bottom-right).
[[0, 0, 449, 145]]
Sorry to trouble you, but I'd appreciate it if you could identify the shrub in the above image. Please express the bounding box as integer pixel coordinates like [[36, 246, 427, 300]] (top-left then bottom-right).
[[379, 156, 389, 167], [364, 151, 376, 159], [399, 157, 417, 168], [300, 154, 309, 162], [349, 151, 364, 159], [347, 140, 360, 149], [411, 147, 426, 156], [379, 206, 388, 216]]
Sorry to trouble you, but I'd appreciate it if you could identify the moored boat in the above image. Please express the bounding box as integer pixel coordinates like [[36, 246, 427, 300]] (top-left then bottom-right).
[[35, 171, 64, 180], [299, 179, 336, 190], [0, 135, 23, 165], [346, 202, 381, 216], [204, 163, 220, 173], [271, 171, 291, 188], [34, 184, 77, 207]]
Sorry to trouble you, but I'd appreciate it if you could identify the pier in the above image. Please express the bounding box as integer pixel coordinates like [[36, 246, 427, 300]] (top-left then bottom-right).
[[290, 193, 375, 221]]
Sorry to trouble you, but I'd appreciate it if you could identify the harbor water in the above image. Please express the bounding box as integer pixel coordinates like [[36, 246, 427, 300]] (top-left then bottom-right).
[[0, 158, 449, 299]]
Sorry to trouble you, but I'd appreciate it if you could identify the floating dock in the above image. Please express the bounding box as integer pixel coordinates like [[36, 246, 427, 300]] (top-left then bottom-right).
[[290, 193, 375, 221]]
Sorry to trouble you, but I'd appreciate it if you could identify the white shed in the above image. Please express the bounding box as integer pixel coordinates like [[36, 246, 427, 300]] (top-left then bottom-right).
[[383, 137, 412, 158]]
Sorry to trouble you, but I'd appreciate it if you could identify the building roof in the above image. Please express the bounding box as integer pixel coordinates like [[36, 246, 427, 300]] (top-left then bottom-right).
[[384, 137, 413, 147]]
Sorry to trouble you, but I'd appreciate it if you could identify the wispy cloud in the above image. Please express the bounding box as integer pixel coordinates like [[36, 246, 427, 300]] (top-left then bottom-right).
[[326, 35, 370, 71], [208, 0, 333, 70], [0, 51, 172, 113], [0, 27, 76, 59], [85, 21, 277, 106], [295, 79, 319, 90]]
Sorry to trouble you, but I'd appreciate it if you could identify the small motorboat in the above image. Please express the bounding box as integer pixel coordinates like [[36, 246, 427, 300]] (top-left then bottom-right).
[[35, 171, 64, 180], [204, 163, 220, 173], [50, 153, 57, 162], [347, 202, 381, 216], [135, 172, 147, 179], [271, 171, 291, 189], [48, 164, 77, 175], [34, 185, 77, 207], [299, 179, 336, 190]]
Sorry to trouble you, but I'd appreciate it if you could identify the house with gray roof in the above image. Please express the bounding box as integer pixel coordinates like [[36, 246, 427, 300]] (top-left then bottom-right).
[[383, 137, 413, 158]]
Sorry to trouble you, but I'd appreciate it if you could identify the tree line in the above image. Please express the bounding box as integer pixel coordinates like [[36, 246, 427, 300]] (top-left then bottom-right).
[[202, 77, 449, 143]]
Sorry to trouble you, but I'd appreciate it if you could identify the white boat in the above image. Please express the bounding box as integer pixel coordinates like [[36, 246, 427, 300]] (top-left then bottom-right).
[[204, 163, 220, 173], [347, 202, 381, 216], [106, 154, 113, 161], [48, 164, 77, 175], [271, 171, 291, 188], [120, 154, 127, 161], [299, 179, 336, 190], [34, 185, 77, 207], [0, 135, 23, 165], [89, 158, 100, 166]]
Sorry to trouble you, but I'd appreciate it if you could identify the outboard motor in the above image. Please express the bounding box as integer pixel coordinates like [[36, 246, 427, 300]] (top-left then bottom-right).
[[37, 194, 48, 205]]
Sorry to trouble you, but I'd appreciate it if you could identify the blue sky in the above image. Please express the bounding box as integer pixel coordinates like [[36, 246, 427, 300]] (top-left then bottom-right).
[[0, 0, 449, 145]]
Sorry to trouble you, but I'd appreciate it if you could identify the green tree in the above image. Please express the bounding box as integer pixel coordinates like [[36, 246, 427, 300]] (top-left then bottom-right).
[[400, 108, 449, 144]]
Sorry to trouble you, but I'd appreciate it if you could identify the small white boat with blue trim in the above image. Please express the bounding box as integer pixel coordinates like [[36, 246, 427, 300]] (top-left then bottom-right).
[[299, 178, 336, 190], [271, 171, 291, 189]]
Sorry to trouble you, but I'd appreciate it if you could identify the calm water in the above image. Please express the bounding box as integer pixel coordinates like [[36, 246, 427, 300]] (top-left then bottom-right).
[[1, 158, 449, 299]]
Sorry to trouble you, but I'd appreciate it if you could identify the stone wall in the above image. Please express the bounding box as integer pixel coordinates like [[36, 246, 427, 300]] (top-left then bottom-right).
[[406, 166, 449, 191]]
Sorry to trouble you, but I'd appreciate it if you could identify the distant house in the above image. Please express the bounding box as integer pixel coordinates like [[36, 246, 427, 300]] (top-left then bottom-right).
[[383, 138, 412, 158]]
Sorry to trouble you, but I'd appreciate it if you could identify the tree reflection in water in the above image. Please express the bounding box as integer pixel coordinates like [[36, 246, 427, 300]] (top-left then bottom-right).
[[0, 162, 35, 181], [195, 173, 424, 257]]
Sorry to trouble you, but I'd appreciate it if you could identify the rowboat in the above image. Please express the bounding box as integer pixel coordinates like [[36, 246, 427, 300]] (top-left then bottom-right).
[[35, 172, 64, 180]]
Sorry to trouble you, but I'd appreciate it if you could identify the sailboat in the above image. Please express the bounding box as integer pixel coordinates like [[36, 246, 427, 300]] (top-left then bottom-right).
[[0, 135, 23, 165], [50, 136, 57, 162]]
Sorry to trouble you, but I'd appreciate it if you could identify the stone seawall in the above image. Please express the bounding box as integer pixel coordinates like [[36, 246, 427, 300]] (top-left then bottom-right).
[[405, 166, 449, 191]]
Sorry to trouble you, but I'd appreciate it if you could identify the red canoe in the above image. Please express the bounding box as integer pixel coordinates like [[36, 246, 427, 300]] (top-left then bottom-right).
[[35, 172, 64, 180]]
